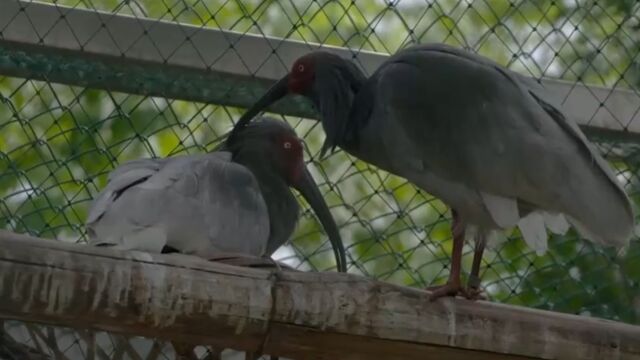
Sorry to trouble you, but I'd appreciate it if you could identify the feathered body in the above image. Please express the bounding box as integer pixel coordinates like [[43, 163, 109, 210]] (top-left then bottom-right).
[[86, 151, 273, 256], [86, 118, 346, 271], [232, 44, 635, 298], [338, 44, 634, 252]]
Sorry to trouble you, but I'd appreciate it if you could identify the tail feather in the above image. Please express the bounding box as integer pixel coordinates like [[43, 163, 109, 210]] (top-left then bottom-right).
[[529, 91, 635, 247], [557, 165, 634, 247], [566, 214, 635, 251]]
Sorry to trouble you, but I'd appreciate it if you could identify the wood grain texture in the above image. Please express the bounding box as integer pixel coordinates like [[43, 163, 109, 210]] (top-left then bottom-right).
[[0, 230, 638, 360]]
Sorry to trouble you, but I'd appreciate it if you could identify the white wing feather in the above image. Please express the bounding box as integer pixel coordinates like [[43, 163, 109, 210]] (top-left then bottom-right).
[[542, 212, 570, 235], [517, 212, 548, 255]]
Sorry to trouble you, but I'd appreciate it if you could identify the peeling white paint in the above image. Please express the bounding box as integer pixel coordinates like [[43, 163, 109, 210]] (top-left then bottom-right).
[[499, 320, 519, 355], [105, 264, 132, 316], [234, 315, 247, 335], [46, 276, 57, 312], [248, 281, 273, 322], [80, 272, 92, 292], [12, 272, 27, 303], [136, 262, 171, 327], [91, 262, 112, 311], [540, 325, 553, 358], [45, 276, 73, 314], [29, 271, 46, 311], [442, 299, 457, 346]]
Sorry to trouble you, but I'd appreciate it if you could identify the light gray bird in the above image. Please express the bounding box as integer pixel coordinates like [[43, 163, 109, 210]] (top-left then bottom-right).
[[86, 117, 347, 272], [231, 43, 635, 300]]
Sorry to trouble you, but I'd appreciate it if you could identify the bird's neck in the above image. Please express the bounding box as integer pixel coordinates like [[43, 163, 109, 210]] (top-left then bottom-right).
[[245, 161, 299, 254], [338, 79, 372, 152], [318, 67, 370, 152]]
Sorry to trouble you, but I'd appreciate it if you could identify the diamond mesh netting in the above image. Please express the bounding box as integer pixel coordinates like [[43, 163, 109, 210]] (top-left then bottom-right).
[[1, 0, 639, 359]]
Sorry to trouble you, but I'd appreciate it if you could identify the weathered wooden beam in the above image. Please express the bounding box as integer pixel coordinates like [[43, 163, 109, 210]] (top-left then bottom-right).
[[0, 230, 639, 359], [1, 1, 639, 143]]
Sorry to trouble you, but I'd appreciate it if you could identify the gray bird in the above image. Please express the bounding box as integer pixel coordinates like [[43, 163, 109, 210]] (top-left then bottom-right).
[[231, 43, 635, 300], [86, 117, 347, 273]]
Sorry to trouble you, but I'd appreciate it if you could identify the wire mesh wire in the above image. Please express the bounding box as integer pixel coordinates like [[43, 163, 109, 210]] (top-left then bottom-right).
[[1, 0, 640, 359], [1, 320, 247, 360]]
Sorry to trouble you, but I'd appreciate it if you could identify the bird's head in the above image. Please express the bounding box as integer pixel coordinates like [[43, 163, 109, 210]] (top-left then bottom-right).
[[224, 117, 347, 272], [230, 51, 366, 157]]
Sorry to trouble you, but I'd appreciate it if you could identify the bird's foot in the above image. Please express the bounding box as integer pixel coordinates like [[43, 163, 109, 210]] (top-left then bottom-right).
[[462, 286, 486, 301], [427, 283, 487, 301], [426, 282, 463, 301], [462, 274, 486, 300]]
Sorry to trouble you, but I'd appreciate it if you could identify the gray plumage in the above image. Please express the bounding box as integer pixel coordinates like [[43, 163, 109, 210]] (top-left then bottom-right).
[[86, 151, 270, 256], [86, 118, 347, 271], [232, 44, 634, 298], [353, 44, 634, 250], [233, 44, 635, 253]]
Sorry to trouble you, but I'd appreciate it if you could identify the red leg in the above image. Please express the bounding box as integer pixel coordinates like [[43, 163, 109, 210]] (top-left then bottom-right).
[[427, 210, 465, 301], [463, 234, 486, 300]]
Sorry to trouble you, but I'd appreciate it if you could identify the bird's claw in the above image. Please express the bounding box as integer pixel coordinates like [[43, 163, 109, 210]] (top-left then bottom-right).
[[426, 283, 486, 301], [426, 282, 463, 301], [461, 286, 486, 301]]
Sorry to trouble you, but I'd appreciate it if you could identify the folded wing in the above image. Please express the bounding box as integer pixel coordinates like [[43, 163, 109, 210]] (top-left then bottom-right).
[[86, 151, 270, 257]]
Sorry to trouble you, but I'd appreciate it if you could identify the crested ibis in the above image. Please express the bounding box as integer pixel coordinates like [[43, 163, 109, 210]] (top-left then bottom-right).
[[86, 117, 347, 272], [231, 43, 635, 300]]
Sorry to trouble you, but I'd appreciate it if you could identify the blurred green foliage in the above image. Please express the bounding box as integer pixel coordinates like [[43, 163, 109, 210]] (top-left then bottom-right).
[[1, 0, 639, 324]]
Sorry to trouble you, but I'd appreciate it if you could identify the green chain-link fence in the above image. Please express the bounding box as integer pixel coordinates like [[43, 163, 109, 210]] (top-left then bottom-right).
[[1, 0, 640, 358]]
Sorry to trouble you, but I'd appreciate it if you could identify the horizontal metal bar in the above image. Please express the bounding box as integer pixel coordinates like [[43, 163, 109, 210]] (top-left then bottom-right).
[[1, 0, 639, 141]]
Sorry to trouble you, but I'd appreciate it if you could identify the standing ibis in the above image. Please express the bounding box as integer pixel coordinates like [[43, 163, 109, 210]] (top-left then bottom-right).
[[86, 117, 347, 273], [232, 43, 635, 300]]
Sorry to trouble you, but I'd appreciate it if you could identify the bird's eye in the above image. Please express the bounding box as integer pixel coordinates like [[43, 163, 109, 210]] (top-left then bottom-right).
[[297, 64, 305, 73], [283, 141, 292, 149]]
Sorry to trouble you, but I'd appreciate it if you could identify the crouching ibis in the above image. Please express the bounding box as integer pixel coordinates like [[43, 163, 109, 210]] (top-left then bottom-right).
[[86, 117, 347, 272], [232, 44, 635, 300]]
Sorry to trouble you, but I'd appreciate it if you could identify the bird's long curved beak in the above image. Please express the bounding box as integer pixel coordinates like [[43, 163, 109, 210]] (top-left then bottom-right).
[[292, 166, 347, 272], [229, 75, 290, 143]]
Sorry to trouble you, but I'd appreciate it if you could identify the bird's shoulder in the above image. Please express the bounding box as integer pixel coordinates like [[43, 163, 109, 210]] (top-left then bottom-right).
[[387, 43, 509, 71], [190, 151, 259, 190], [138, 151, 259, 197], [373, 43, 524, 94], [86, 151, 247, 224], [86, 157, 167, 225]]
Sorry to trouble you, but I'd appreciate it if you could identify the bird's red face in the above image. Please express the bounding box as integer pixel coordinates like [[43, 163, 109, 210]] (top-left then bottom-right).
[[276, 133, 305, 184], [288, 56, 315, 94]]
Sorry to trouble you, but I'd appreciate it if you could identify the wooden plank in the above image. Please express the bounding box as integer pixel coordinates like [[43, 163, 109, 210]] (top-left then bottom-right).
[[0, 230, 638, 359], [0, 1, 639, 140]]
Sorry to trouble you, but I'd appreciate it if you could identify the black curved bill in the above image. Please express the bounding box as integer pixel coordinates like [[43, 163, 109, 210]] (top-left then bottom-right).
[[292, 166, 347, 272], [227, 75, 290, 145]]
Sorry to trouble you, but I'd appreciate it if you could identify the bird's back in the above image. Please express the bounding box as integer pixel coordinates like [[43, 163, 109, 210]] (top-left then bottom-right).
[[86, 152, 270, 257], [361, 43, 634, 249]]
